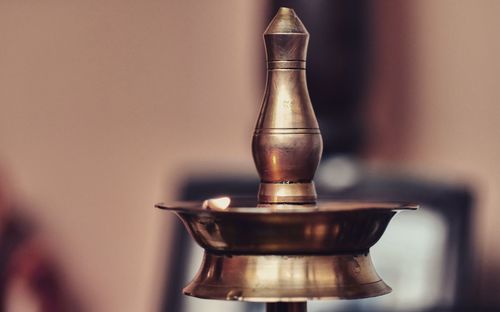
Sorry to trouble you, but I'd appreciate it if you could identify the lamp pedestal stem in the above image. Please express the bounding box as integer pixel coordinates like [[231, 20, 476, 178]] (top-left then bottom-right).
[[266, 302, 307, 312]]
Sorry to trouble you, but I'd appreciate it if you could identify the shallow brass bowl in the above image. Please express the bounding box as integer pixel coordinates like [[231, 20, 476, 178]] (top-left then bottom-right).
[[156, 198, 416, 301], [156, 198, 416, 255]]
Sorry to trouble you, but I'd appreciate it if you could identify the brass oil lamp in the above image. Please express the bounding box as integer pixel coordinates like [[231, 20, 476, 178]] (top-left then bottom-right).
[[157, 7, 417, 312]]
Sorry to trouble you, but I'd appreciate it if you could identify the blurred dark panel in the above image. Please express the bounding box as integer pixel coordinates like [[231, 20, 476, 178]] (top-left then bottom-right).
[[271, 0, 372, 156]]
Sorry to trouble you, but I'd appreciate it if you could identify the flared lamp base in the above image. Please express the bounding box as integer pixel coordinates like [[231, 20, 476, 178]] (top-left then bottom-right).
[[183, 252, 391, 302]]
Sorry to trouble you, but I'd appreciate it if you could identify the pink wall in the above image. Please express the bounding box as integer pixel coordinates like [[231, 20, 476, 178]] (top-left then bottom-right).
[[0, 1, 264, 311]]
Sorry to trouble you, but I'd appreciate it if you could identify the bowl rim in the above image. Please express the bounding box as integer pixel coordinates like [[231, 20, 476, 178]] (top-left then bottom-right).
[[155, 197, 418, 215]]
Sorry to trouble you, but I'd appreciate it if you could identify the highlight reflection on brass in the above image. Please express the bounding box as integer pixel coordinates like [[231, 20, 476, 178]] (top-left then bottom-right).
[[184, 253, 391, 301]]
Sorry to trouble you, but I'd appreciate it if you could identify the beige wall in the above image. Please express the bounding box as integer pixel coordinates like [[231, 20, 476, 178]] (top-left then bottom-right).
[[405, 0, 500, 300], [368, 0, 500, 301], [0, 1, 263, 311]]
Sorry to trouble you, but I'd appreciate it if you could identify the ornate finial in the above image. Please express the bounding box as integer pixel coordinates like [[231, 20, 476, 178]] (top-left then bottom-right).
[[264, 7, 309, 63], [253, 8, 323, 204]]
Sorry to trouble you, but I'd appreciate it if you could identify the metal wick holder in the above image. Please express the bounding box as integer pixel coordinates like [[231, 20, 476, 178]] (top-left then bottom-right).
[[156, 7, 417, 312]]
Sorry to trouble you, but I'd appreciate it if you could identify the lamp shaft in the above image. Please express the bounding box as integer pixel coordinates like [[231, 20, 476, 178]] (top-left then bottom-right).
[[253, 7, 322, 204], [266, 302, 307, 312]]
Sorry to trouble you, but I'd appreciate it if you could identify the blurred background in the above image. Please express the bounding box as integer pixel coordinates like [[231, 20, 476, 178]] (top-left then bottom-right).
[[0, 0, 499, 311]]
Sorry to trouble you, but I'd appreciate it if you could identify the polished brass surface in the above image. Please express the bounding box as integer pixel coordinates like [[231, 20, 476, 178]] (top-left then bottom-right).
[[156, 6, 418, 308], [156, 199, 416, 255], [184, 253, 391, 301], [252, 7, 322, 204], [267, 302, 307, 312]]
